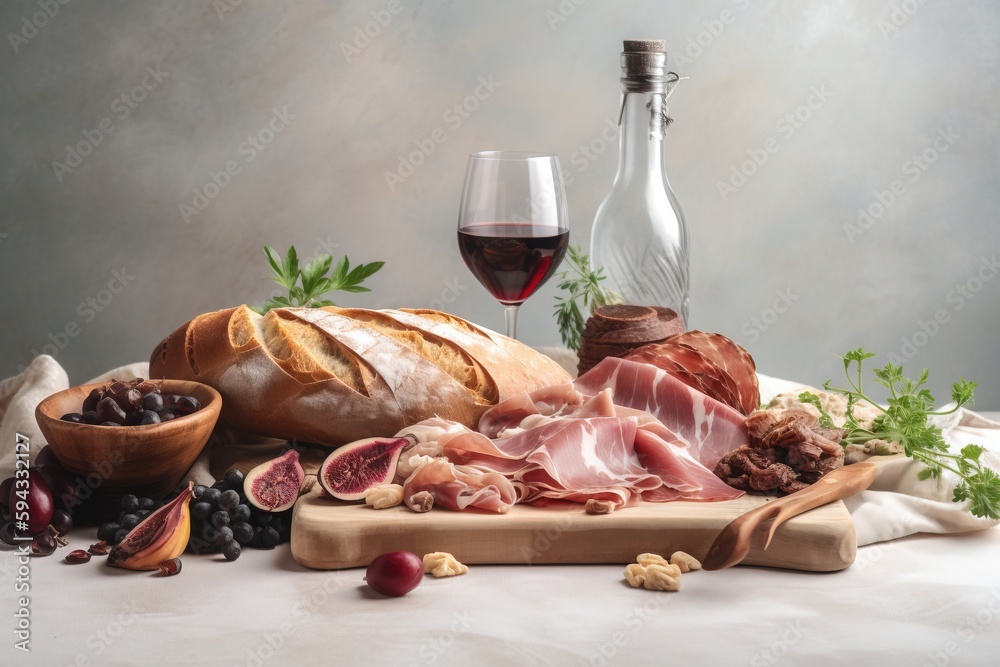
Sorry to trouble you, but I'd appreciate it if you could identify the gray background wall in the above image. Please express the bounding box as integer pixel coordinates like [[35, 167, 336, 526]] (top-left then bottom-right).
[[2, 0, 998, 409]]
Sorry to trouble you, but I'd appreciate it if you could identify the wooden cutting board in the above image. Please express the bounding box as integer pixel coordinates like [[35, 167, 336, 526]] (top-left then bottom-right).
[[290, 490, 856, 572]]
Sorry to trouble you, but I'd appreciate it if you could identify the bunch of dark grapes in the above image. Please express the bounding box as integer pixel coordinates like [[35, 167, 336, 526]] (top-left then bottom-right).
[[187, 469, 292, 560], [96, 494, 162, 546]]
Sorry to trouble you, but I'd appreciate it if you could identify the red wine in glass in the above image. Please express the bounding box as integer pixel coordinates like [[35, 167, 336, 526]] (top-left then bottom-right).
[[458, 223, 569, 306], [457, 152, 570, 339]]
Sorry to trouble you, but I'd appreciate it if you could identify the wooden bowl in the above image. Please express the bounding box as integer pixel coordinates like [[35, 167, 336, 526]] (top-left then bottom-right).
[[35, 380, 221, 516]]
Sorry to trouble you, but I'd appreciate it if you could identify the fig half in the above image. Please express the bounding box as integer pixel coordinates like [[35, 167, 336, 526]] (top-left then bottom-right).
[[318, 437, 411, 501], [245, 450, 305, 513], [107, 482, 192, 570]]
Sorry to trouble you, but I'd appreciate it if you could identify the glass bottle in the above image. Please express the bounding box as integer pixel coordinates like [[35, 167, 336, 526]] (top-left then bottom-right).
[[590, 39, 689, 324]]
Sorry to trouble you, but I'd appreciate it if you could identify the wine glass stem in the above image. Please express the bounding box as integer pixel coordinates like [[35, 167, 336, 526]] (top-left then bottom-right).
[[503, 305, 520, 339]]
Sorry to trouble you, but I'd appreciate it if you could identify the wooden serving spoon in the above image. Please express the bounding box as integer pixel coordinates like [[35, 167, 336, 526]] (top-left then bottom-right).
[[701, 462, 878, 571]]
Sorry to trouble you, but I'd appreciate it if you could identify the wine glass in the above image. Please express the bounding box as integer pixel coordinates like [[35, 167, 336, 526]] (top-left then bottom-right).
[[457, 151, 570, 339]]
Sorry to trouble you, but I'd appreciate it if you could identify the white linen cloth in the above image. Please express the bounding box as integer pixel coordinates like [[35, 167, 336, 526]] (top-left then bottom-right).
[[1, 355, 997, 547]]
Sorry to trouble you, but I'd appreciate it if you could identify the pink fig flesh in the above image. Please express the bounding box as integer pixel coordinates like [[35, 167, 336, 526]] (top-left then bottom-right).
[[365, 551, 424, 597], [319, 437, 410, 501], [245, 450, 305, 512]]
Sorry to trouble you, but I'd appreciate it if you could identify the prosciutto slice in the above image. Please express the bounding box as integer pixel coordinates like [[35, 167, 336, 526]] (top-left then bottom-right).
[[478, 385, 622, 439], [576, 357, 748, 470], [632, 422, 744, 501], [627, 331, 760, 415], [427, 413, 740, 506], [387, 357, 749, 513], [401, 458, 518, 513]]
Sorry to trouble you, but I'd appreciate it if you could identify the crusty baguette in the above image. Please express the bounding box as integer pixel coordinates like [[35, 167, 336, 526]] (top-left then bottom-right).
[[149, 305, 571, 446]]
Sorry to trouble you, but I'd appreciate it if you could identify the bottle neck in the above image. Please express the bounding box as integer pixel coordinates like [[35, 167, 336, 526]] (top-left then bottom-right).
[[615, 91, 665, 185]]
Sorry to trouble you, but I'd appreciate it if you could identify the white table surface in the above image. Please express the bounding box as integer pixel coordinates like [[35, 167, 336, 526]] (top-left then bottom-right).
[[4, 415, 1000, 667]]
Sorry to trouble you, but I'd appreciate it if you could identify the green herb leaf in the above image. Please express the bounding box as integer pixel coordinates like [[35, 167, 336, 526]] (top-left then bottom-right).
[[797, 391, 836, 429], [300, 254, 333, 296], [256, 245, 383, 314], [552, 246, 621, 352], [826, 350, 999, 520]]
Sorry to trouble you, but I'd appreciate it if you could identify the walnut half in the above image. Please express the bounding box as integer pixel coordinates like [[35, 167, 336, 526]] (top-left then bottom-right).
[[624, 563, 681, 592], [585, 499, 616, 515], [423, 552, 469, 578], [407, 490, 434, 513], [364, 484, 404, 510], [669, 551, 701, 573]]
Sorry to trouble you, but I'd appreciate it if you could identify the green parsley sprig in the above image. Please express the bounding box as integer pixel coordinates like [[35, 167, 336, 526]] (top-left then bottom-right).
[[796, 391, 836, 429], [253, 245, 384, 314], [822, 348, 999, 520], [553, 246, 621, 351]]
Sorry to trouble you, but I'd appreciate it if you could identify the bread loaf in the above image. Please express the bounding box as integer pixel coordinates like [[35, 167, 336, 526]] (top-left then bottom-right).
[[149, 306, 571, 446]]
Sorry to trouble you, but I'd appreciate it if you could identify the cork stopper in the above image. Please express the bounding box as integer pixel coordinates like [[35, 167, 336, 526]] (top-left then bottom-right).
[[623, 40, 665, 53], [621, 38, 667, 84]]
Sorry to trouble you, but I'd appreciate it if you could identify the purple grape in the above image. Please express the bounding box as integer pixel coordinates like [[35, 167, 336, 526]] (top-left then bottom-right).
[[141, 392, 164, 412]]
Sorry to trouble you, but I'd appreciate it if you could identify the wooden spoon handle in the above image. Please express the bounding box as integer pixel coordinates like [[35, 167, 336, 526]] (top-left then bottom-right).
[[757, 462, 877, 549], [702, 462, 877, 571]]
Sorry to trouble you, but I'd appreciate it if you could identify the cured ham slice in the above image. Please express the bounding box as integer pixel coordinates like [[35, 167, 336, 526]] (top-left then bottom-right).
[[388, 358, 751, 513], [633, 423, 744, 501], [393, 417, 468, 481], [627, 331, 760, 415], [478, 385, 620, 439], [576, 357, 748, 470], [401, 458, 518, 513], [441, 415, 740, 506], [629, 346, 741, 412]]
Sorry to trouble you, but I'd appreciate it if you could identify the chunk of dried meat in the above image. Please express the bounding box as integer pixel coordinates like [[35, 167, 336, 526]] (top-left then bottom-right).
[[715, 406, 845, 494]]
